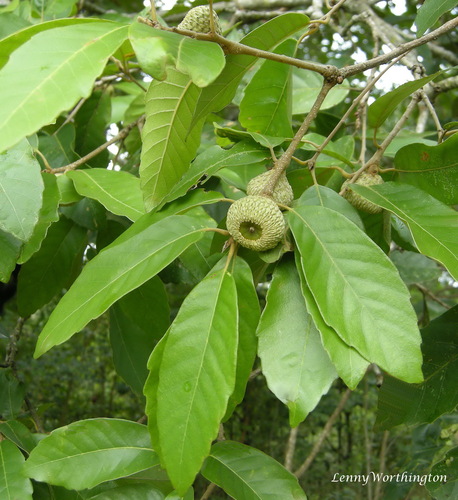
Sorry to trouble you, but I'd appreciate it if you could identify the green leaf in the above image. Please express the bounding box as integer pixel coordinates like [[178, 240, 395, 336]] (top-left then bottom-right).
[[239, 38, 296, 137], [17, 216, 87, 317], [415, 0, 458, 36], [0, 139, 44, 241], [68, 169, 145, 222], [18, 172, 60, 264], [0, 21, 129, 153], [257, 259, 336, 426], [349, 182, 458, 280], [294, 252, 369, 390], [288, 205, 423, 383], [202, 441, 307, 500], [367, 72, 440, 129], [427, 446, 458, 498], [164, 140, 270, 204], [390, 250, 442, 285], [110, 277, 170, 394], [39, 123, 77, 170], [0, 18, 101, 70], [292, 68, 350, 115], [140, 69, 204, 211], [34, 214, 209, 358], [224, 257, 260, 420], [0, 440, 33, 500], [0, 420, 38, 453], [0, 230, 21, 282], [376, 306, 458, 429], [89, 484, 166, 499], [394, 133, 458, 204], [24, 418, 159, 490], [0, 370, 25, 420], [129, 22, 225, 87], [155, 266, 238, 494], [192, 13, 309, 126]]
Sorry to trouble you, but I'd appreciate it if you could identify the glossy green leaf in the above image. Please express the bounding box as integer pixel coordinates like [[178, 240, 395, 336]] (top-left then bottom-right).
[[376, 306, 458, 429], [0, 139, 44, 241], [0, 22, 129, 153], [294, 252, 369, 389], [415, 0, 458, 36], [367, 72, 440, 129], [0, 18, 101, 70], [292, 68, 350, 114], [257, 259, 336, 426], [129, 22, 225, 87], [34, 214, 209, 358], [17, 216, 87, 317], [110, 277, 170, 394], [0, 420, 38, 453], [349, 182, 458, 280], [24, 419, 159, 490], [394, 133, 458, 204], [164, 140, 270, 204], [239, 38, 295, 137], [0, 230, 21, 282], [213, 123, 287, 149], [224, 257, 260, 420], [18, 172, 60, 264], [140, 69, 204, 211], [68, 169, 145, 222], [202, 441, 307, 500], [0, 440, 33, 500], [56, 172, 83, 205], [89, 484, 166, 499], [192, 13, 310, 126], [156, 267, 238, 494], [288, 205, 423, 383]]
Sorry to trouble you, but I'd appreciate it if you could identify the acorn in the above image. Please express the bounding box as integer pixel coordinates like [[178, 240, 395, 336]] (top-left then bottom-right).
[[226, 195, 286, 251], [177, 6, 222, 35], [342, 172, 384, 214], [247, 170, 294, 207]]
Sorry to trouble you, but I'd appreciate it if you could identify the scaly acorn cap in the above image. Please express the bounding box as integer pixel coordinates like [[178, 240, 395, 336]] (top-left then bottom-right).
[[177, 6, 222, 35], [246, 170, 294, 207], [342, 172, 384, 214], [226, 195, 286, 251]]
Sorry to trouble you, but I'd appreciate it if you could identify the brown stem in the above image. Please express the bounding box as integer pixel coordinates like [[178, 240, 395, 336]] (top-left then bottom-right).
[[201, 483, 218, 500], [284, 426, 299, 471], [374, 430, 390, 500], [294, 388, 352, 478]]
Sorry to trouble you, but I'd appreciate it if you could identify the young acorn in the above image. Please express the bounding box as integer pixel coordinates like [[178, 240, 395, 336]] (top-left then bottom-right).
[[342, 171, 384, 214], [246, 170, 294, 207], [177, 5, 222, 35], [226, 195, 286, 251]]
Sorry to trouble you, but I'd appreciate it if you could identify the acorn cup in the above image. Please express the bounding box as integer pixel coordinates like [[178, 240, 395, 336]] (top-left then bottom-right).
[[246, 170, 294, 207], [342, 171, 384, 214], [177, 5, 222, 35], [226, 195, 286, 251]]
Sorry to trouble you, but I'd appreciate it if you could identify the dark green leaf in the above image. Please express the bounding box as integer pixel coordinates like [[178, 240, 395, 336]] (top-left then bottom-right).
[[427, 446, 458, 498], [24, 419, 159, 490], [34, 214, 210, 357], [376, 306, 458, 429], [89, 484, 166, 499], [0, 370, 25, 419], [110, 277, 170, 394], [17, 216, 87, 317], [394, 133, 458, 204], [390, 250, 442, 284], [415, 0, 458, 36], [0, 230, 21, 282], [0, 440, 33, 500], [38, 123, 77, 169], [202, 441, 307, 500], [349, 182, 458, 280], [0, 420, 38, 453], [288, 205, 423, 383], [155, 266, 238, 494], [257, 259, 336, 426]]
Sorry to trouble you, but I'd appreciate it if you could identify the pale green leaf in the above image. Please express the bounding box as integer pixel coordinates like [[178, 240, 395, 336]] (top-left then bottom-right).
[[17, 216, 87, 317], [202, 441, 307, 500], [349, 182, 458, 280], [415, 0, 458, 36], [0, 440, 33, 500], [34, 214, 209, 357], [239, 38, 296, 137], [294, 252, 369, 390], [0, 139, 44, 241], [156, 267, 238, 494], [257, 259, 336, 426], [288, 205, 423, 383], [24, 419, 159, 490], [68, 169, 145, 222], [129, 22, 225, 87], [0, 22, 129, 153], [140, 69, 204, 211]]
